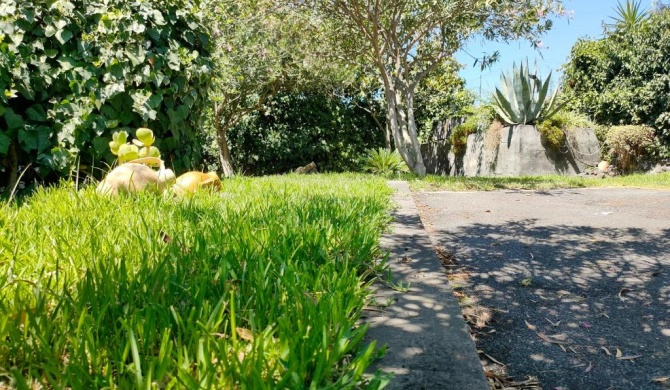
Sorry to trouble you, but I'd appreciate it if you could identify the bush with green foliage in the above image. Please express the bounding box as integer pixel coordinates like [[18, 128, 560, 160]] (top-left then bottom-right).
[[0, 0, 212, 189], [536, 110, 596, 149], [449, 108, 496, 155], [562, 5, 670, 158], [605, 125, 656, 171], [225, 93, 385, 175], [362, 148, 409, 175]]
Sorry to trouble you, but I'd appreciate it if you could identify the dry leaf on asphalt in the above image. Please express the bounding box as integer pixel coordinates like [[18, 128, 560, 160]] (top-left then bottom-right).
[[651, 377, 669, 383], [478, 350, 505, 366], [617, 355, 642, 360], [525, 320, 537, 331], [585, 362, 593, 373], [602, 347, 612, 356], [546, 318, 561, 327], [616, 348, 623, 358], [618, 288, 633, 301]]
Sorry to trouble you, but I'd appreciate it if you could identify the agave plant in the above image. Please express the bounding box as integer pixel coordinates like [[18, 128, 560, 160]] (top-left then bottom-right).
[[491, 60, 564, 126]]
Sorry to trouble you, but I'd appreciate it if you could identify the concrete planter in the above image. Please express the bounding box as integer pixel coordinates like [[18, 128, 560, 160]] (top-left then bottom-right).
[[461, 125, 601, 177]]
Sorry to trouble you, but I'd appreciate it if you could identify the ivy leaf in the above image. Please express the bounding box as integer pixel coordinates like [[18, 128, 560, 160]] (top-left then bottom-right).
[[4, 108, 24, 130], [55, 29, 73, 44], [0, 132, 10, 155], [18, 128, 37, 151], [26, 105, 47, 122], [44, 25, 56, 37], [101, 82, 125, 101], [92, 136, 111, 156]]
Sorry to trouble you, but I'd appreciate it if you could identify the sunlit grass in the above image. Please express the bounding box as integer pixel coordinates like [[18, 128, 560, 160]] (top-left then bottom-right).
[[0, 174, 393, 389], [406, 172, 670, 191]]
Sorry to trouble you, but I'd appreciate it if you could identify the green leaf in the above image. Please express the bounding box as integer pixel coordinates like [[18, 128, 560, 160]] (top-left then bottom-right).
[[18, 128, 37, 150], [55, 29, 73, 44], [92, 136, 111, 156], [35, 126, 52, 153], [26, 106, 47, 123], [44, 25, 56, 37], [4, 108, 24, 130], [0, 132, 10, 155]]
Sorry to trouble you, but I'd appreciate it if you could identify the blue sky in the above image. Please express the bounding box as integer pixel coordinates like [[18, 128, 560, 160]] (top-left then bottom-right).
[[455, 0, 657, 101]]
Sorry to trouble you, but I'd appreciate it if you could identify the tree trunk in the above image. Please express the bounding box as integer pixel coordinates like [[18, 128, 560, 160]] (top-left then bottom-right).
[[403, 88, 427, 176], [214, 121, 235, 178], [384, 121, 392, 149]]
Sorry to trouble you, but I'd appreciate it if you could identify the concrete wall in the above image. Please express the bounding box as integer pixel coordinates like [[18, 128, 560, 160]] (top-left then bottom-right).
[[421, 142, 460, 176], [423, 125, 601, 177]]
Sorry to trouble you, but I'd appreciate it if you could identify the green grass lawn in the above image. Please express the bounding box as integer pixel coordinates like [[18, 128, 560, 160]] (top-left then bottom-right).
[[407, 172, 670, 191], [0, 174, 393, 389]]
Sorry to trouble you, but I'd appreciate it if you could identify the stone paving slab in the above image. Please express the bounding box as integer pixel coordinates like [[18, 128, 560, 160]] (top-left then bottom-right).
[[364, 181, 488, 390]]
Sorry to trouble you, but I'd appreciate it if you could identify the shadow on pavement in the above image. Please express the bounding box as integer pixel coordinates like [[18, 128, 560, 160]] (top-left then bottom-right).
[[431, 219, 670, 390]]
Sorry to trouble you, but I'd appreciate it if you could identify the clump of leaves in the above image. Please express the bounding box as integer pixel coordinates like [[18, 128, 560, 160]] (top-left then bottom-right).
[[537, 115, 567, 150], [450, 118, 479, 156], [606, 0, 650, 31], [362, 148, 410, 175], [0, 0, 212, 189], [605, 125, 656, 171], [537, 110, 597, 150]]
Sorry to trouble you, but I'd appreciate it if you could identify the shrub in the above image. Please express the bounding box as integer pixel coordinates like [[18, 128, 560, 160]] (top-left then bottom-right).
[[226, 93, 385, 175], [605, 125, 656, 171], [0, 0, 212, 189], [450, 116, 480, 155], [362, 148, 409, 175], [537, 110, 599, 150], [562, 7, 670, 159]]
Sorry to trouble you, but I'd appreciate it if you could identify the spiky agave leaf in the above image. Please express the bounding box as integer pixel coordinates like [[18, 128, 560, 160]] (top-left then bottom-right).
[[491, 59, 563, 126]]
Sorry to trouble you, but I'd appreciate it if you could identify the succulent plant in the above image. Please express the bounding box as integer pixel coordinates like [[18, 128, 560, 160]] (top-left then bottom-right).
[[117, 144, 140, 163], [109, 128, 162, 163], [491, 60, 565, 125], [108, 130, 129, 156], [135, 128, 155, 146], [139, 146, 161, 159]]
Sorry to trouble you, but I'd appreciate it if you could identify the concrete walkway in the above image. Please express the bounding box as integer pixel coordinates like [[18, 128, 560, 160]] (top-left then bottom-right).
[[364, 181, 488, 389]]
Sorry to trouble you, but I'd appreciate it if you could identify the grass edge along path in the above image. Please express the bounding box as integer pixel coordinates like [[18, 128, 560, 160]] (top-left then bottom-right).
[[0, 174, 393, 389], [407, 172, 670, 192]]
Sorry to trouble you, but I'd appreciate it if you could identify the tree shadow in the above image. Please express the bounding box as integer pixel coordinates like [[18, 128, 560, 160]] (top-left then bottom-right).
[[430, 219, 670, 389]]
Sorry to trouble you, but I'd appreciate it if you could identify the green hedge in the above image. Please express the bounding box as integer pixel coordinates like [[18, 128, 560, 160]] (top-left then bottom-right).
[[0, 0, 212, 188], [226, 93, 386, 175]]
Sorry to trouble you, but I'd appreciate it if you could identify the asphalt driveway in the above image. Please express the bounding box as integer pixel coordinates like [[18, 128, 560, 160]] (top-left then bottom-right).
[[414, 188, 670, 390]]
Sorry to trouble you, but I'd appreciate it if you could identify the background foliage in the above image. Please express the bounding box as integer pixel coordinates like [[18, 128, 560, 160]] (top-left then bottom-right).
[[562, 6, 670, 159], [224, 92, 385, 175], [0, 0, 212, 189]]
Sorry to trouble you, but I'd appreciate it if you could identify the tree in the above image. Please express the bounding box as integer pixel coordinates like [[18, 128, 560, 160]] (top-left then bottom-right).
[[312, 0, 565, 175], [204, 1, 355, 177], [413, 58, 474, 142]]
